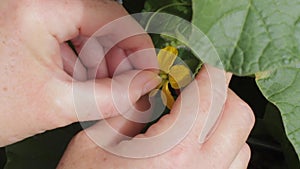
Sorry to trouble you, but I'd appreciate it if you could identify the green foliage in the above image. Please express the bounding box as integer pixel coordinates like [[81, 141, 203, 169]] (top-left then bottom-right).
[[143, 0, 192, 20], [192, 0, 300, 75], [192, 0, 300, 160], [257, 67, 300, 159], [141, 0, 193, 50], [264, 103, 300, 168]]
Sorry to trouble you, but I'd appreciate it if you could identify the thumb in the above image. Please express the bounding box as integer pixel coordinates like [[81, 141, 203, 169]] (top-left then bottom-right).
[[64, 70, 161, 123]]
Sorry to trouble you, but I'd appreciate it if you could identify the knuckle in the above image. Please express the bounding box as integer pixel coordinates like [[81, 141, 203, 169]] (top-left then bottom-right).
[[241, 144, 251, 162], [237, 102, 255, 130], [227, 90, 255, 132]]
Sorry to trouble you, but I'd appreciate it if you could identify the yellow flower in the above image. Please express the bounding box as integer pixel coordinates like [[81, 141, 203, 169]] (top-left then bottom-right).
[[154, 46, 192, 109]]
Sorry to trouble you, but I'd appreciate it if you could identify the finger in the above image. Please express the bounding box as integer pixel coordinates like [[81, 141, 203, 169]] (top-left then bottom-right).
[[77, 37, 104, 69], [201, 90, 255, 168], [64, 36, 131, 79], [72, 37, 133, 78], [60, 43, 87, 81], [226, 72, 233, 85], [140, 65, 227, 137], [39, 0, 157, 63], [200, 71, 232, 141], [81, 2, 158, 69], [82, 95, 152, 146], [116, 37, 158, 70], [105, 45, 133, 77], [197, 65, 230, 143], [58, 70, 161, 123], [90, 21, 158, 72], [70, 35, 88, 55], [148, 64, 228, 143], [95, 65, 228, 157], [229, 144, 251, 169], [87, 60, 109, 79], [69, 35, 110, 79], [104, 95, 152, 137], [73, 36, 111, 79], [196, 72, 231, 142]]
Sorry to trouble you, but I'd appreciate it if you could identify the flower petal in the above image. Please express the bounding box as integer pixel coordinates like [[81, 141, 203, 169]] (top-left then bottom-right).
[[161, 82, 175, 109], [157, 46, 178, 73], [169, 65, 192, 89]]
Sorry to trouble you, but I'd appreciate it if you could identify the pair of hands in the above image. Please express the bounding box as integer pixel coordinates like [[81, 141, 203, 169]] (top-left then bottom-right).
[[0, 0, 255, 168]]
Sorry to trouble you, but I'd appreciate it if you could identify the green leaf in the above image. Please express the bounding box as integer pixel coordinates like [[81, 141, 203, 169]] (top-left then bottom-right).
[[256, 67, 300, 159], [264, 103, 300, 168], [141, 0, 192, 49], [192, 0, 300, 161], [192, 0, 300, 75], [143, 0, 192, 21]]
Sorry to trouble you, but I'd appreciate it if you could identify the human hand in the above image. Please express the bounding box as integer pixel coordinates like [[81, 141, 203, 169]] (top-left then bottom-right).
[[0, 0, 158, 146], [57, 65, 255, 169]]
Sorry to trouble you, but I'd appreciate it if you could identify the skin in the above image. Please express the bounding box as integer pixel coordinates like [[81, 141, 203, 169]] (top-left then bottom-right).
[[0, 0, 255, 168], [57, 66, 255, 169], [0, 0, 158, 146]]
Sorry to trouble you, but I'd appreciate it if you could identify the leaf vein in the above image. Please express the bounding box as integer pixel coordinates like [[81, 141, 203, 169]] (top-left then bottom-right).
[[268, 71, 299, 100]]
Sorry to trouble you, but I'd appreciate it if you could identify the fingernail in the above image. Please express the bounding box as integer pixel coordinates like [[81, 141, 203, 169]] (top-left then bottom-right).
[[142, 75, 162, 96]]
